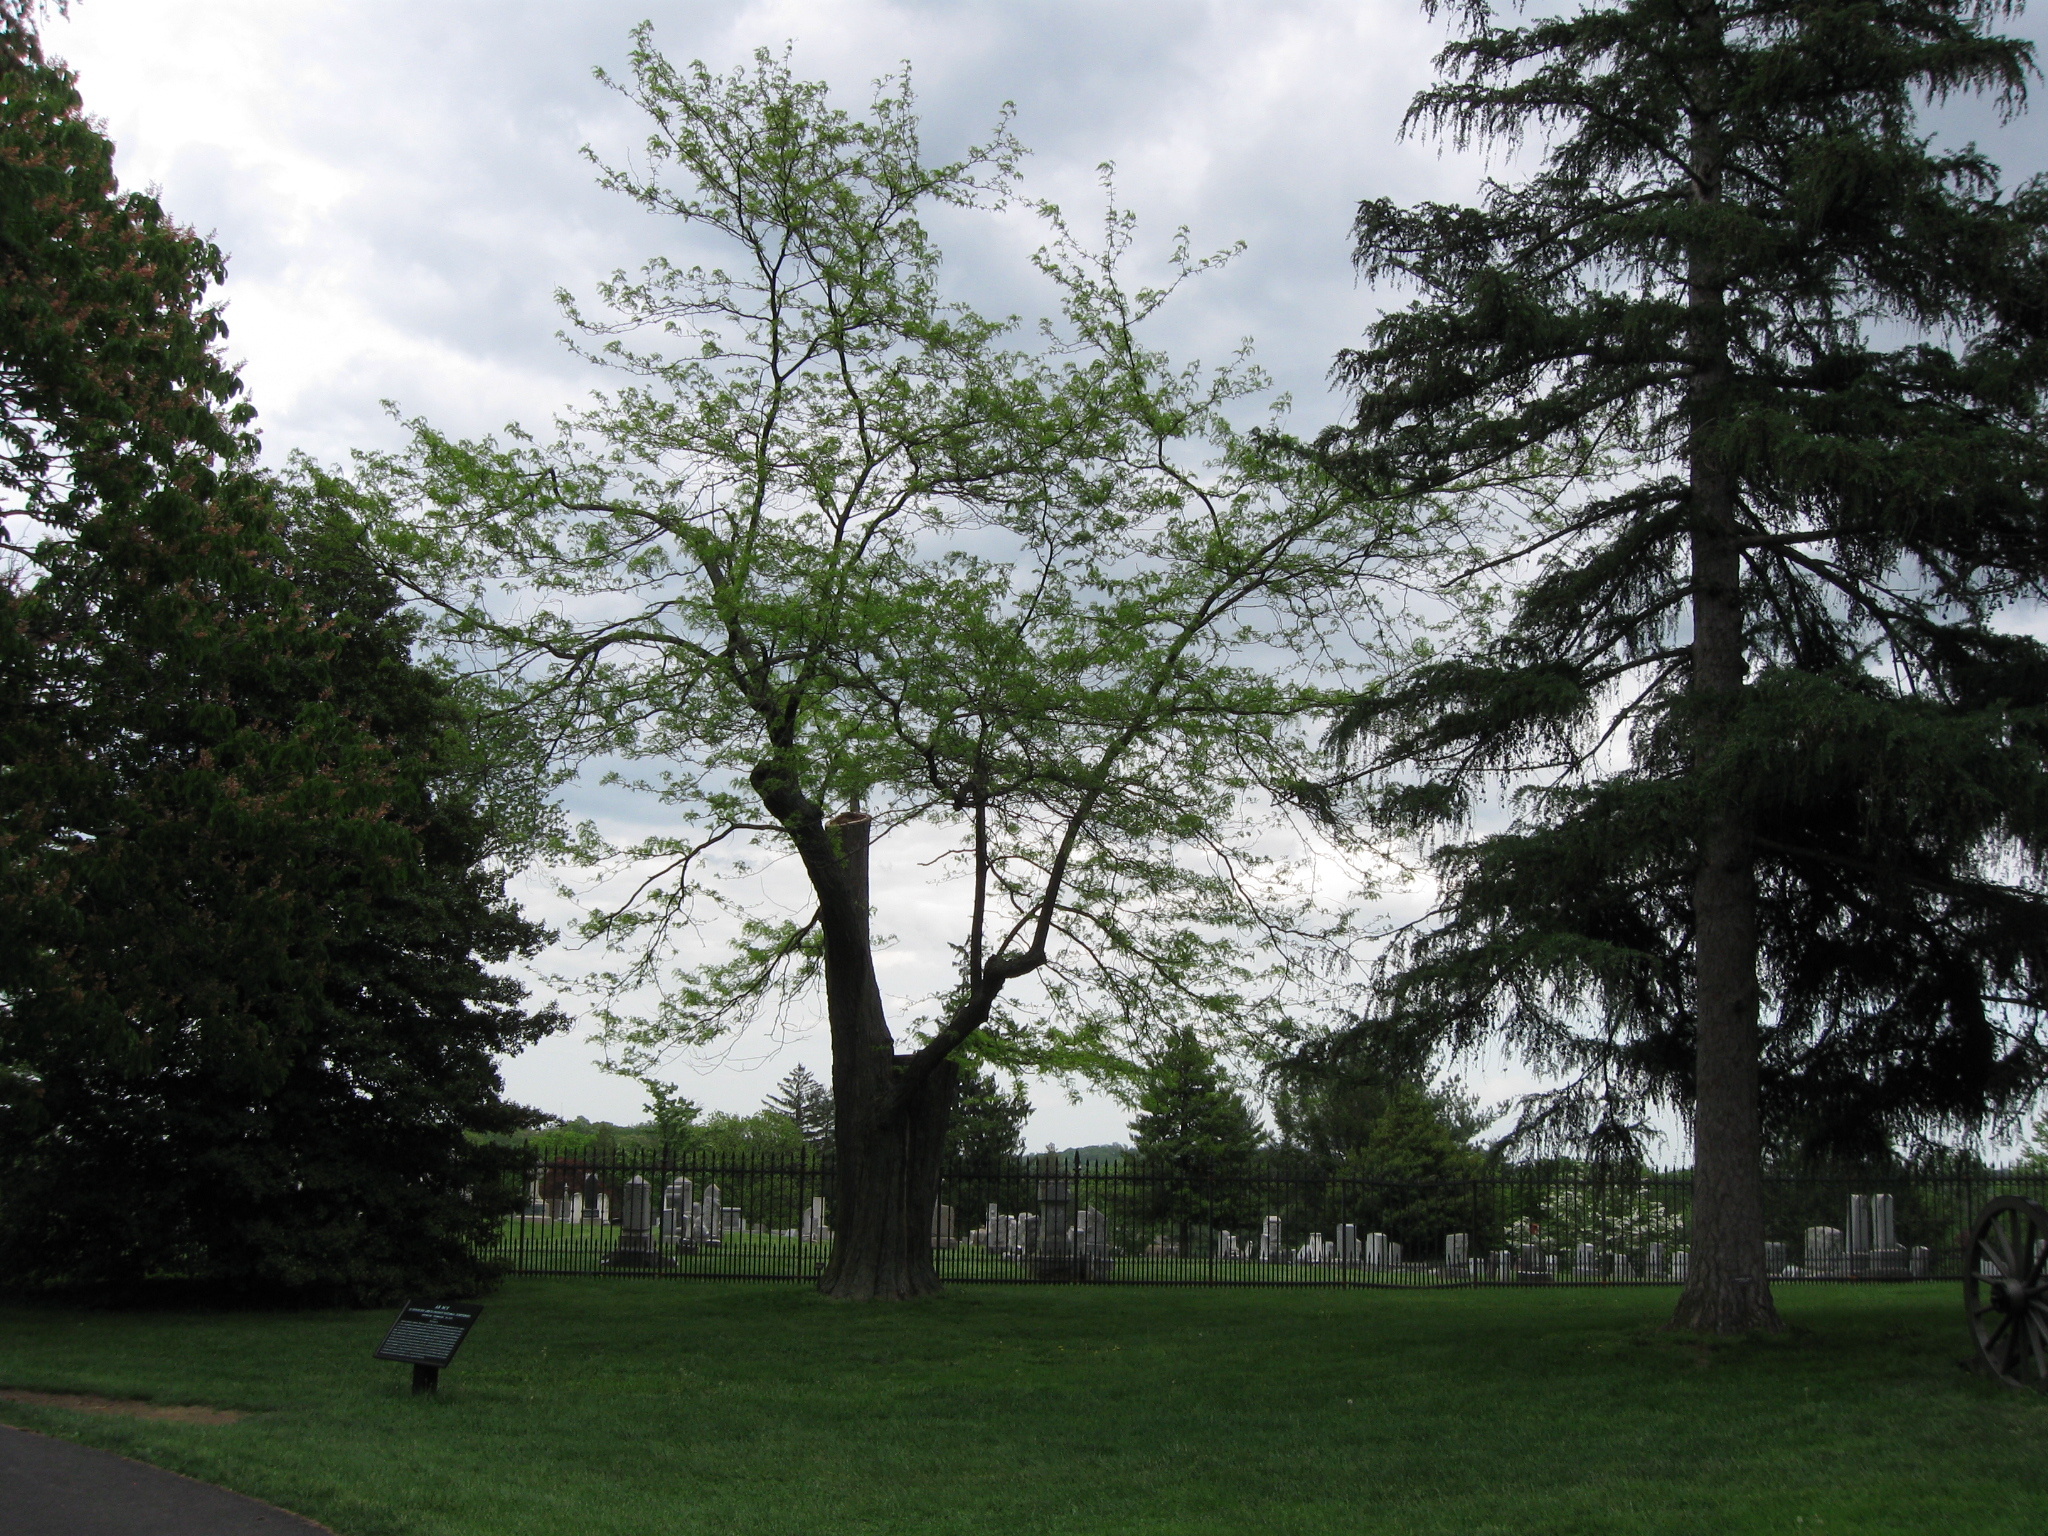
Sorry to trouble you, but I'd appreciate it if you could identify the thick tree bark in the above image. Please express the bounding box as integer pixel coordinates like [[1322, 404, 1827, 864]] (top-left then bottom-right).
[[799, 810, 961, 1301], [1672, 91, 1782, 1334], [818, 1051, 959, 1300]]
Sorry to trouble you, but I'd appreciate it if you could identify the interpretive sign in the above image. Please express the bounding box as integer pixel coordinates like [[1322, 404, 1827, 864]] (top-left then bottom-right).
[[374, 1301, 481, 1394]]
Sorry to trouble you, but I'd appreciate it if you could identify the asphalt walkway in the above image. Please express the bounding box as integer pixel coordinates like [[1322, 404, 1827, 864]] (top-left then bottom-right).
[[0, 1425, 329, 1534]]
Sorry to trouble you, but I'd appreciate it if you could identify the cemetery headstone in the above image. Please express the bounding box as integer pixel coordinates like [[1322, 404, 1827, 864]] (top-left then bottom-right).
[[1444, 1232, 1469, 1268], [662, 1178, 694, 1247], [1804, 1225, 1844, 1274], [602, 1176, 677, 1270], [1646, 1242, 1666, 1280], [1672, 1249, 1689, 1282], [1032, 1180, 1074, 1277], [701, 1185, 723, 1247], [1262, 1215, 1286, 1262], [1843, 1196, 1875, 1253], [1336, 1224, 1359, 1265]]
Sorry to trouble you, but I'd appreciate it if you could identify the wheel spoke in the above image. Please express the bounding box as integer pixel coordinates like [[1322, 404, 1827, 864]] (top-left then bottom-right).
[[1981, 1308, 2015, 1356], [1986, 1215, 2019, 1278], [2027, 1305, 2048, 1384], [2004, 1313, 2032, 1377]]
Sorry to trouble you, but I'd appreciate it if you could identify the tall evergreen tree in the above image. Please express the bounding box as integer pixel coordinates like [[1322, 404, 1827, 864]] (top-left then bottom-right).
[[1322, 0, 2048, 1330], [765, 1064, 835, 1151], [1129, 1029, 1265, 1242], [947, 1066, 1032, 1164]]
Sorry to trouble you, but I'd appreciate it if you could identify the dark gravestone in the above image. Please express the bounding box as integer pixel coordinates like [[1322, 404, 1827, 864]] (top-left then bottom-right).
[[374, 1301, 482, 1394]]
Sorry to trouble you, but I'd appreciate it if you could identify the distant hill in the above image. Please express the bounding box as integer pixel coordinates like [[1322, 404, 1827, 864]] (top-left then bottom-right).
[[1060, 1143, 1131, 1165]]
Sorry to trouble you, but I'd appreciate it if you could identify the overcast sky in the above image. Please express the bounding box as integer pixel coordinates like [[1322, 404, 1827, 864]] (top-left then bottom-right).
[[42, 0, 2048, 1148]]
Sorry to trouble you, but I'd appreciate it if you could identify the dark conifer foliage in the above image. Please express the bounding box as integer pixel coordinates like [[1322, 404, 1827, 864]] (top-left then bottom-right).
[[947, 1066, 1031, 1163], [1321, 0, 2048, 1330], [765, 1064, 835, 1151], [1129, 1030, 1265, 1239], [0, 6, 563, 1302]]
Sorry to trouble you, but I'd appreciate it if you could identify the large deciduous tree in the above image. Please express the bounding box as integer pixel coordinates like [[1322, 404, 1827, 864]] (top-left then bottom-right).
[[0, 5, 563, 1301], [365, 37, 1419, 1299], [1321, 0, 2048, 1331]]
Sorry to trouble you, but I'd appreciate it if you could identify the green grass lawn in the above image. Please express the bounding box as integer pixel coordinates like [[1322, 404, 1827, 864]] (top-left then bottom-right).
[[0, 1279, 2040, 1534]]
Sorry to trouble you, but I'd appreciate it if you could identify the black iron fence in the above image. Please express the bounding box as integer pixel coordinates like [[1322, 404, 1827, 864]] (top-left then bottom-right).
[[485, 1150, 2048, 1286]]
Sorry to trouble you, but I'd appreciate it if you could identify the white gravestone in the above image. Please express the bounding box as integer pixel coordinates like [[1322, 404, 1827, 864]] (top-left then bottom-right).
[[662, 1178, 693, 1242], [1444, 1232, 1469, 1268], [1261, 1215, 1285, 1262], [1847, 1194, 1872, 1256]]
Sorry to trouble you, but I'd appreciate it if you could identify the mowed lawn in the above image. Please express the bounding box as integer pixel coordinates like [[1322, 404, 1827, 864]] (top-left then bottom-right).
[[0, 1278, 2040, 1535]]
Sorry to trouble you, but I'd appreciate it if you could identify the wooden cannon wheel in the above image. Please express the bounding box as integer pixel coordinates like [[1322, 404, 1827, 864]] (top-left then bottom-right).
[[1964, 1195, 2048, 1390]]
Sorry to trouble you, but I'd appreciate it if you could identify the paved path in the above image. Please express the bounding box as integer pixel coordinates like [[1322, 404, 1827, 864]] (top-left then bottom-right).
[[0, 1424, 330, 1534]]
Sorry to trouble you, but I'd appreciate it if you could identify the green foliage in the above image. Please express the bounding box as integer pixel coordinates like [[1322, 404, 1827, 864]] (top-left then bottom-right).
[[0, 10, 563, 1301], [1322, 0, 2048, 1162], [947, 1066, 1031, 1164], [1128, 1029, 1265, 1235], [355, 34, 1425, 1122], [764, 1065, 834, 1152], [1269, 1016, 1491, 1171], [2017, 1110, 2048, 1173], [692, 1109, 806, 1161]]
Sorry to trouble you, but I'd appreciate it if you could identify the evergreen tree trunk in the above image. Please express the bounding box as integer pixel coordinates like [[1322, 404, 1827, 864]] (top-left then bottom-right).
[[808, 811, 960, 1300], [1674, 98, 1781, 1333]]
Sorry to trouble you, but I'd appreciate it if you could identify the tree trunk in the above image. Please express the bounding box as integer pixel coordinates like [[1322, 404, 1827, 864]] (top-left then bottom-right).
[[1672, 98, 1782, 1334], [818, 1053, 959, 1300], [805, 809, 962, 1300]]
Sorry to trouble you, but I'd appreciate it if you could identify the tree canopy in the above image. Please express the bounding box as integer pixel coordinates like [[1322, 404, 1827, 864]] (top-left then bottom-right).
[[363, 37, 1423, 1297], [1320, 0, 2048, 1330], [0, 5, 563, 1301]]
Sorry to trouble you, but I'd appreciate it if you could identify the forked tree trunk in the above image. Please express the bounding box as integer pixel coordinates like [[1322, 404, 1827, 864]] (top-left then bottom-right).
[[1673, 111, 1782, 1333]]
